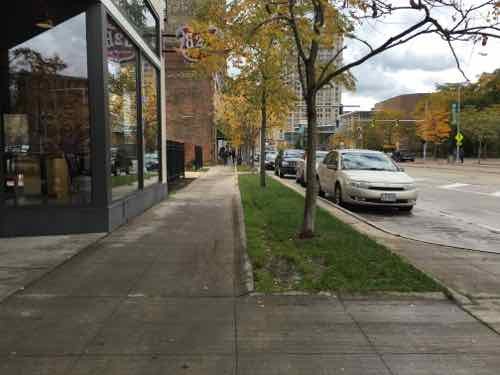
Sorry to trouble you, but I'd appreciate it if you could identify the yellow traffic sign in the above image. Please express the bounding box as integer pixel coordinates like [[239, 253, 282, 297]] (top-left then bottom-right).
[[455, 132, 464, 143]]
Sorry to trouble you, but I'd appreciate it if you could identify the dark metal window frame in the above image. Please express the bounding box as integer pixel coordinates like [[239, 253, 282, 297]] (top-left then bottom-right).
[[0, 1, 163, 210], [109, 0, 161, 56], [141, 53, 162, 185], [104, 7, 163, 202], [0, 10, 96, 209]]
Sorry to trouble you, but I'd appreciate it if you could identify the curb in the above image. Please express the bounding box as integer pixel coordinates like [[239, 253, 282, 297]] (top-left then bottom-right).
[[406, 163, 500, 175], [233, 167, 255, 295], [271, 174, 500, 255], [270, 174, 473, 306]]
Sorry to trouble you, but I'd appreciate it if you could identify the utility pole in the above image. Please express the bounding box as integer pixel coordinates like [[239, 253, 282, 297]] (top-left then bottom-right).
[[456, 85, 461, 164], [423, 101, 428, 161]]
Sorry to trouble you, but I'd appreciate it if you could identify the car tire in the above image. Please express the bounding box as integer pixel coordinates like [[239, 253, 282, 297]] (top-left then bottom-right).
[[279, 169, 284, 178], [317, 176, 325, 197], [400, 206, 414, 212], [334, 183, 343, 205], [274, 168, 278, 176]]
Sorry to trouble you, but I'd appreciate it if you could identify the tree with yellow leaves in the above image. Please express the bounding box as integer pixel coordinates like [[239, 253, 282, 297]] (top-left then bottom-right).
[[416, 109, 451, 158], [247, 0, 500, 236], [194, 0, 500, 236], [193, 1, 296, 187]]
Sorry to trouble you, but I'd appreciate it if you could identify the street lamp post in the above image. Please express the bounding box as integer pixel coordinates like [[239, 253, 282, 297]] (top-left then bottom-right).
[[456, 85, 461, 164]]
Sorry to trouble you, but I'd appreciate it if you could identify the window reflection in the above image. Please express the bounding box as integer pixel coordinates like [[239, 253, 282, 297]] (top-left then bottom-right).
[[2, 13, 91, 206], [141, 58, 160, 187], [107, 17, 139, 201], [111, 0, 159, 53]]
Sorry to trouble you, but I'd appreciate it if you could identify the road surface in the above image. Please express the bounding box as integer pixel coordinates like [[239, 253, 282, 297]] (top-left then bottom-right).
[[273, 164, 500, 253]]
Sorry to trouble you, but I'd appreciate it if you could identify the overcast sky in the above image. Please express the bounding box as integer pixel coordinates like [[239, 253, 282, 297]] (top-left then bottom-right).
[[15, 13, 88, 78], [342, 6, 500, 111]]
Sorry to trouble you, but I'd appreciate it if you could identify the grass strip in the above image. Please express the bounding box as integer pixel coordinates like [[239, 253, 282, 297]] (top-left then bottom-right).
[[239, 174, 441, 293]]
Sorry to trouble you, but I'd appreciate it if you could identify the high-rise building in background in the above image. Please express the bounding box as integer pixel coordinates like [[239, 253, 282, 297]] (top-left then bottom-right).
[[275, 46, 343, 149]]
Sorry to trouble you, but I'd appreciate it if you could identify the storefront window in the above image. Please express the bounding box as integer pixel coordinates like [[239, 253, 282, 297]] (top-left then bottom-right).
[[110, 0, 159, 53], [1, 13, 91, 206], [107, 17, 139, 201], [141, 57, 160, 187]]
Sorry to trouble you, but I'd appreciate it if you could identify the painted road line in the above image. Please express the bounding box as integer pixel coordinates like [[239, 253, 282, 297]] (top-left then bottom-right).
[[439, 183, 470, 189], [436, 183, 499, 197]]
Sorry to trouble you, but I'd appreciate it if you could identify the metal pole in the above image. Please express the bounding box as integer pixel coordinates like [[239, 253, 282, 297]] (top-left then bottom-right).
[[456, 85, 461, 163]]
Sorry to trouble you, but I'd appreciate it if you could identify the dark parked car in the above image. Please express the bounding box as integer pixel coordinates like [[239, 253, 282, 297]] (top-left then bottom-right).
[[274, 149, 305, 178], [392, 150, 416, 162], [264, 151, 278, 170]]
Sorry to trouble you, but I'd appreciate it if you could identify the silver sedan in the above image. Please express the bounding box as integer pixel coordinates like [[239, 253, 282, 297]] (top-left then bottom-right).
[[317, 149, 418, 211]]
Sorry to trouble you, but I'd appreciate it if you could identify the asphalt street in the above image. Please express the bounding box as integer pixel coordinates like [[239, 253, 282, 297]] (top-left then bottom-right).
[[274, 164, 500, 252]]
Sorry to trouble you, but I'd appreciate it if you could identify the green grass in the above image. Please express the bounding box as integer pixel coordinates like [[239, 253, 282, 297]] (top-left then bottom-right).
[[239, 174, 441, 293], [237, 164, 257, 173]]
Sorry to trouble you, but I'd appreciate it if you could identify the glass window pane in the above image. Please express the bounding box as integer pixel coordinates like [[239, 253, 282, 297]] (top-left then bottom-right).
[[2, 13, 91, 206], [107, 17, 139, 201], [141, 57, 160, 187], [111, 0, 158, 53]]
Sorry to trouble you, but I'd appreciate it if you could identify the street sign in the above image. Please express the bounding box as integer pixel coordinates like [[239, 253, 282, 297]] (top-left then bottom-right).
[[451, 103, 458, 125], [455, 132, 464, 143]]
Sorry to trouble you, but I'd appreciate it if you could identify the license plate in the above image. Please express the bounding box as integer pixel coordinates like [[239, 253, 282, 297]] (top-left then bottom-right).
[[6, 181, 15, 187], [380, 193, 397, 202]]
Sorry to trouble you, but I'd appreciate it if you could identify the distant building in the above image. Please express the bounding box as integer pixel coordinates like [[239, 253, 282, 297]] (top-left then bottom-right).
[[374, 93, 429, 119], [273, 47, 343, 149], [164, 0, 217, 165], [338, 111, 374, 148]]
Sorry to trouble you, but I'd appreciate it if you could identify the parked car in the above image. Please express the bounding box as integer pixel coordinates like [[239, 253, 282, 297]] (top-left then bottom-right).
[[392, 150, 416, 162], [317, 149, 418, 211], [296, 150, 329, 186], [274, 149, 305, 178], [264, 151, 278, 170], [144, 153, 160, 172]]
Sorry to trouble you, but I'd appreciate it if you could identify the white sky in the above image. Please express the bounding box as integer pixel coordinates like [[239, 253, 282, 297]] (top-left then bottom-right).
[[341, 4, 500, 110]]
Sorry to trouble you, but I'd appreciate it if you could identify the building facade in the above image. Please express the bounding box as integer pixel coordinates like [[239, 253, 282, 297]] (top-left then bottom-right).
[[164, 0, 217, 165], [338, 110, 374, 148], [374, 93, 428, 152], [374, 93, 428, 118], [280, 48, 343, 149], [0, 0, 167, 236]]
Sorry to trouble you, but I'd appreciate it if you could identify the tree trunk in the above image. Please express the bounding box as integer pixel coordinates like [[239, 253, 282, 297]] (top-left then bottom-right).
[[300, 94, 318, 238], [259, 90, 267, 187]]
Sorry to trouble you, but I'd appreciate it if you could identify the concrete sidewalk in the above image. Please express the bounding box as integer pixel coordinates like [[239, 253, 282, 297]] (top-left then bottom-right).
[[1, 166, 500, 374]]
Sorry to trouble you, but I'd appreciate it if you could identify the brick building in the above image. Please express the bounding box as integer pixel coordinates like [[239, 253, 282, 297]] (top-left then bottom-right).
[[164, 0, 217, 166], [374, 93, 428, 119]]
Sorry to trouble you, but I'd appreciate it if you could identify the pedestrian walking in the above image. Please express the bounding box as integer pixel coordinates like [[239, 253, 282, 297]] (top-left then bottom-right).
[[231, 148, 236, 165], [459, 148, 464, 164], [223, 148, 229, 165], [219, 146, 226, 164]]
